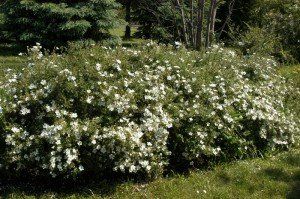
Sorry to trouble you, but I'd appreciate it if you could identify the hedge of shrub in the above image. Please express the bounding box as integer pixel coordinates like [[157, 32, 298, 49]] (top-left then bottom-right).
[[0, 42, 298, 180]]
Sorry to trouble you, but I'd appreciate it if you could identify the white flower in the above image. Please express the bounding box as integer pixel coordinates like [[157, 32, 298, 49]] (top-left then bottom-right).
[[238, 42, 245, 46], [55, 110, 61, 118], [20, 107, 31, 115], [29, 84, 36, 90], [79, 165, 84, 171], [11, 127, 21, 133], [40, 80, 47, 85], [86, 96, 94, 104], [82, 126, 88, 131], [96, 63, 102, 71], [70, 113, 78, 118], [129, 165, 136, 173], [174, 41, 182, 46]]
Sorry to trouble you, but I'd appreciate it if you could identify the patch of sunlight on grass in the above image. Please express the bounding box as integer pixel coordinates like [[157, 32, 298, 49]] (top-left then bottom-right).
[[109, 25, 138, 38]]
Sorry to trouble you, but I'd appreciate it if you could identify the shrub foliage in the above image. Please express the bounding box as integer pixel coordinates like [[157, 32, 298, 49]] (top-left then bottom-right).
[[252, 0, 300, 62], [0, 43, 298, 179], [231, 0, 300, 62]]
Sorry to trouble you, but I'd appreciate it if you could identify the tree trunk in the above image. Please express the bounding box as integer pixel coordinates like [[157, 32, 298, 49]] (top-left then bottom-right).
[[176, 0, 189, 45], [196, 0, 205, 50], [190, 0, 195, 47], [210, 0, 217, 43], [125, 0, 132, 39], [205, 0, 214, 48]]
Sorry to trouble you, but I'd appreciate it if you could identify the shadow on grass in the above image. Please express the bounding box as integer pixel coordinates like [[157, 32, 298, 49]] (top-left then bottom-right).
[[287, 170, 300, 199], [0, 170, 153, 198], [287, 180, 300, 199], [261, 153, 300, 199], [263, 168, 291, 182], [281, 152, 300, 167], [0, 43, 24, 56], [217, 171, 231, 184], [0, 177, 121, 198]]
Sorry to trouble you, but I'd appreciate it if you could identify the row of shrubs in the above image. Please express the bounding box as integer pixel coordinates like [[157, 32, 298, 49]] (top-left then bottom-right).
[[0, 42, 299, 180]]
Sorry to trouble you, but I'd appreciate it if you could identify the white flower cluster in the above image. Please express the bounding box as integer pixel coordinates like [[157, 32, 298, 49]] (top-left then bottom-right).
[[201, 64, 298, 148], [0, 43, 298, 179]]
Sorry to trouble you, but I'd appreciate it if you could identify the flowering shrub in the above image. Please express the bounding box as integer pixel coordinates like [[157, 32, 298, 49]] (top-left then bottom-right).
[[0, 42, 298, 179]]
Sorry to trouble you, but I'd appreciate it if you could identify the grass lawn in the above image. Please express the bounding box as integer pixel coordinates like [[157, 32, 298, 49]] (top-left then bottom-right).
[[279, 65, 300, 122], [279, 65, 300, 90], [1, 148, 299, 199], [0, 47, 299, 198], [0, 44, 25, 79], [110, 25, 145, 47]]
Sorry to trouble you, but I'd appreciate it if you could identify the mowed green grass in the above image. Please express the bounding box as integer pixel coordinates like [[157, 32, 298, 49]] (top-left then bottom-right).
[[279, 65, 300, 121], [109, 24, 139, 38], [279, 65, 300, 91], [0, 44, 26, 80], [1, 148, 299, 199], [0, 49, 299, 199]]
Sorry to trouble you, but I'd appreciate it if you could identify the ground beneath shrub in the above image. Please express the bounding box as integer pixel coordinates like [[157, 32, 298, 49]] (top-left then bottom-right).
[[1, 147, 299, 198]]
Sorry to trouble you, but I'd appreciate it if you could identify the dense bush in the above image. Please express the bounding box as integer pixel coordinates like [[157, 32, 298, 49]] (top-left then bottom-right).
[[253, 0, 300, 62], [0, 42, 298, 180], [1, 0, 120, 48], [216, 0, 300, 63], [232, 0, 300, 62], [233, 26, 282, 59]]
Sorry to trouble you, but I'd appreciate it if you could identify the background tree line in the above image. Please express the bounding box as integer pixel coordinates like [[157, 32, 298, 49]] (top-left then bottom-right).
[[0, 0, 299, 61]]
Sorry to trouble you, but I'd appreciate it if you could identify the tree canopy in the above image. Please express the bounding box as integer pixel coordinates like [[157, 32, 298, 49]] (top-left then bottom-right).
[[2, 0, 120, 47]]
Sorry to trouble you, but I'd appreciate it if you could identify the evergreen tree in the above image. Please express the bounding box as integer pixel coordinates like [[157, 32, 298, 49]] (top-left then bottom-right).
[[2, 0, 120, 47]]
